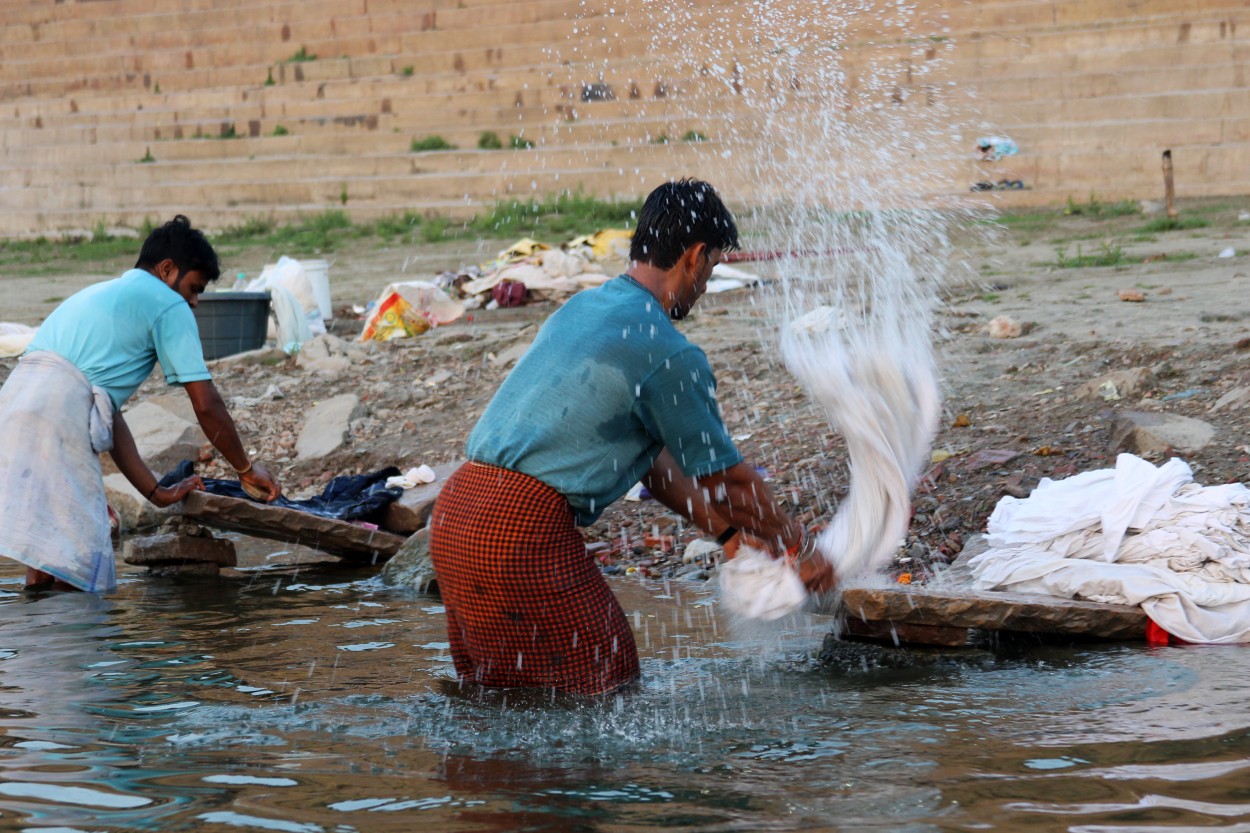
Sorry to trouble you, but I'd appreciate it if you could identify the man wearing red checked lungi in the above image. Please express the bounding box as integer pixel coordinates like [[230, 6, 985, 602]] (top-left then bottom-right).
[[430, 179, 835, 695]]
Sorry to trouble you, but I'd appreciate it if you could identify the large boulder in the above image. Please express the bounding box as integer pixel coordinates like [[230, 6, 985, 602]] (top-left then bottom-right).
[[296, 393, 365, 460], [103, 400, 206, 475], [378, 527, 438, 593], [104, 473, 174, 531], [1110, 410, 1216, 455]]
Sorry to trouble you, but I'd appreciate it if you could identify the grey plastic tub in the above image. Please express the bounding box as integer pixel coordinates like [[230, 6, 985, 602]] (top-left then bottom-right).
[[194, 291, 271, 360]]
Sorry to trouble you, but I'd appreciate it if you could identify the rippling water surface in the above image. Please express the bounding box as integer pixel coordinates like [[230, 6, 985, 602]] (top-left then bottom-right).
[[2, 569, 1250, 833]]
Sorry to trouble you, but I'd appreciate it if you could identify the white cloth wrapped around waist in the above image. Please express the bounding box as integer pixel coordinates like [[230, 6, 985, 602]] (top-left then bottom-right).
[[0, 351, 117, 591]]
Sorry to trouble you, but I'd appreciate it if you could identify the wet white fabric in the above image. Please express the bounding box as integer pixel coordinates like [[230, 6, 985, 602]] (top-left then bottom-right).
[[719, 544, 807, 620], [719, 319, 940, 620], [0, 351, 117, 591], [970, 453, 1250, 643]]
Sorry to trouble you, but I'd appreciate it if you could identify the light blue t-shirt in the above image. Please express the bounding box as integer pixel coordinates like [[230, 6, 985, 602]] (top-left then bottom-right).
[[27, 269, 212, 409], [467, 274, 741, 525]]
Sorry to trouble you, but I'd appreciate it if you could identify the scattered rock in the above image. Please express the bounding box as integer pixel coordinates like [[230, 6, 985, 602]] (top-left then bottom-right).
[[207, 346, 289, 369], [1077, 367, 1154, 402], [296, 393, 365, 460], [378, 527, 436, 592], [490, 338, 534, 367], [1118, 289, 1145, 302], [988, 316, 1023, 339], [1110, 410, 1216, 455], [1210, 386, 1250, 414]]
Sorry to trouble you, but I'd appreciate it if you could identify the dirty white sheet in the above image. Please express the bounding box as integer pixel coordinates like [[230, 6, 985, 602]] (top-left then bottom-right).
[[0, 351, 117, 592], [969, 453, 1250, 643]]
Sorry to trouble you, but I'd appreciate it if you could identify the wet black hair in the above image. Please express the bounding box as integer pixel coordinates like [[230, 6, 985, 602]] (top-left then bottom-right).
[[628, 178, 740, 269], [134, 215, 221, 282]]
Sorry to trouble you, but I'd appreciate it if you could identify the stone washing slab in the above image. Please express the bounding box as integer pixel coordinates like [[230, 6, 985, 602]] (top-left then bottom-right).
[[381, 459, 464, 534], [177, 491, 405, 564], [840, 585, 1148, 641]]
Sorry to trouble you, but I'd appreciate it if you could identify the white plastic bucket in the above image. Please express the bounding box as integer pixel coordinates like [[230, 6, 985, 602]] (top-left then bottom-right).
[[300, 259, 333, 321]]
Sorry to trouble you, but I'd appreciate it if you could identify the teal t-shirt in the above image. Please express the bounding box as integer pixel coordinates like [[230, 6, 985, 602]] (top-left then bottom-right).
[[467, 274, 741, 525], [27, 269, 212, 409]]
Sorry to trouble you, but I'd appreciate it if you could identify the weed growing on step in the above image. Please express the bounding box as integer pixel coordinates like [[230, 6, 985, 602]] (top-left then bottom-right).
[[272, 125, 289, 136], [509, 135, 534, 150], [400, 66, 414, 77], [1054, 241, 1126, 268], [264, 68, 275, 86], [287, 46, 317, 63], [1064, 193, 1139, 218], [411, 135, 455, 151], [220, 125, 239, 140], [137, 148, 155, 163], [681, 130, 709, 142], [649, 133, 670, 144], [477, 131, 503, 150], [339, 184, 349, 206], [1136, 216, 1209, 233]]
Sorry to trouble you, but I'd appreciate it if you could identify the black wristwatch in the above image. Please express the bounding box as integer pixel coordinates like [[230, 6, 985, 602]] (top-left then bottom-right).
[[715, 527, 739, 546]]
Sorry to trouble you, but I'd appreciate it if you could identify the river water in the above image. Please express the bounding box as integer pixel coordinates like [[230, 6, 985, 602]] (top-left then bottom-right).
[[3, 565, 1249, 832]]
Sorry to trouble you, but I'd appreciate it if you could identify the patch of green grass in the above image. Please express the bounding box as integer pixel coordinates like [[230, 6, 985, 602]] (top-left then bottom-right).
[[220, 124, 239, 140], [980, 293, 1000, 303], [649, 133, 670, 144], [137, 148, 155, 163], [1136, 216, 1209, 233], [681, 129, 708, 143], [992, 210, 1056, 230], [1064, 193, 1140, 218], [1054, 241, 1126, 268], [42, 296, 64, 303], [286, 46, 317, 63], [400, 65, 414, 77], [468, 192, 642, 239], [420, 216, 453, 243], [1160, 251, 1199, 262], [272, 124, 289, 136], [264, 68, 275, 86], [339, 183, 349, 206], [368, 210, 424, 238], [411, 135, 454, 151], [477, 131, 503, 150], [509, 134, 534, 150]]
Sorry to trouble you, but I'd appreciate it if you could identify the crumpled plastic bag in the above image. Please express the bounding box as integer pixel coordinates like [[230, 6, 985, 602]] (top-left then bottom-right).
[[386, 465, 437, 489], [0, 322, 37, 358], [358, 281, 464, 342], [248, 256, 326, 338]]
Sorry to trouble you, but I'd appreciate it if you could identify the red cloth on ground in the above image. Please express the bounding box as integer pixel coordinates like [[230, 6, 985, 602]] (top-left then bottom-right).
[[429, 461, 640, 695]]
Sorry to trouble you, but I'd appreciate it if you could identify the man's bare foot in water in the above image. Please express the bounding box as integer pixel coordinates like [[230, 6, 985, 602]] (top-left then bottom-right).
[[24, 568, 80, 592]]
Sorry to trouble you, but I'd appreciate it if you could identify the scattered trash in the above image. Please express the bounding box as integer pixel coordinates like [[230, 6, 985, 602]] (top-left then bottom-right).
[[358, 281, 464, 342], [1162, 388, 1206, 402], [1118, 288, 1146, 302], [952, 414, 971, 428], [0, 322, 37, 358], [1219, 247, 1236, 258], [988, 315, 1023, 339]]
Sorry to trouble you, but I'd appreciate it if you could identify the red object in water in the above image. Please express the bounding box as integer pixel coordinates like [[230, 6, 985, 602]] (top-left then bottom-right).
[[1145, 618, 1189, 646]]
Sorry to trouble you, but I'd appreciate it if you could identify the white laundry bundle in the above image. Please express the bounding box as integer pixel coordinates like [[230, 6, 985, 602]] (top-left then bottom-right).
[[719, 315, 940, 620], [970, 453, 1250, 643]]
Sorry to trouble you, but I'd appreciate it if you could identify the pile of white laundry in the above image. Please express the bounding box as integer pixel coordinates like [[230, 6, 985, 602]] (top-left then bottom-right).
[[970, 453, 1250, 643]]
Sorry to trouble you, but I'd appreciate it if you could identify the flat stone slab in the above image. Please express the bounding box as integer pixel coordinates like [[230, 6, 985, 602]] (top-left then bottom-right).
[[381, 459, 463, 534], [177, 491, 404, 564], [123, 531, 238, 567], [841, 585, 1148, 641]]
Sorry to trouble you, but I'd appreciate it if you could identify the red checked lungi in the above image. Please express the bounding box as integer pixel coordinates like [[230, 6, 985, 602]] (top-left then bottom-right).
[[428, 462, 640, 695]]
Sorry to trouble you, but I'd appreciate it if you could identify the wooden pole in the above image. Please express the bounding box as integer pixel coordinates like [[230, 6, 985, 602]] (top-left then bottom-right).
[[1162, 149, 1177, 219]]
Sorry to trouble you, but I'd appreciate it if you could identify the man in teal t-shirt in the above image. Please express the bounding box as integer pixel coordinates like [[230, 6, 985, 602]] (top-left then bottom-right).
[[430, 179, 834, 696], [0, 215, 281, 592]]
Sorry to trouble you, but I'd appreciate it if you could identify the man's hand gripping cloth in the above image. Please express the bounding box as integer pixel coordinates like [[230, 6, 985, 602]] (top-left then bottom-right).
[[719, 320, 940, 620], [970, 453, 1250, 643], [428, 462, 640, 695], [0, 351, 117, 591]]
